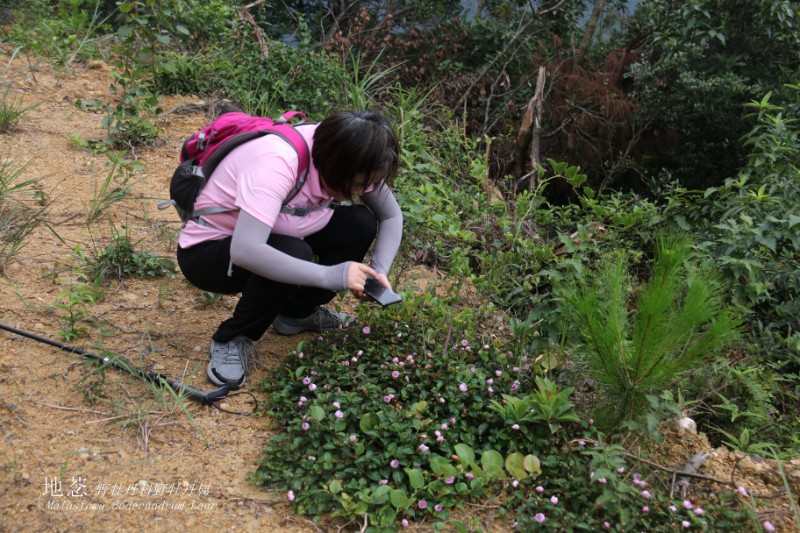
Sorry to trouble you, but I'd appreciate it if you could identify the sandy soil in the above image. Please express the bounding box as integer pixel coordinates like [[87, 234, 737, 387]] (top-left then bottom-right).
[[0, 47, 798, 533]]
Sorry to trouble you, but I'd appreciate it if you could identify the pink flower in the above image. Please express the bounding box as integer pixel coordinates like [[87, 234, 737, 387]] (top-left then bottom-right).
[[694, 508, 704, 516], [535, 485, 544, 493], [617, 467, 625, 474], [401, 519, 409, 527], [495, 370, 502, 377], [642, 506, 650, 513], [434, 504, 443, 512], [390, 459, 400, 468], [682, 521, 690, 528], [588, 418, 594, 425], [683, 500, 693, 510], [534, 513, 545, 523], [669, 505, 678, 512], [511, 424, 520, 430], [459, 383, 468, 392], [302, 377, 311, 385], [419, 444, 430, 452], [349, 434, 357, 443], [738, 486, 748, 497], [445, 477, 455, 485], [380, 479, 388, 485], [392, 371, 400, 378], [641, 490, 651, 498], [763, 521, 776, 532], [511, 480, 519, 488], [287, 490, 295, 501], [308, 383, 317, 391], [301, 422, 310, 431], [449, 417, 456, 424], [357, 350, 363, 356], [465, 473, 474, 480], [550, 496, 558, 504], [335, 410, 344, 418], [362, 326, 371, 334], [598, 478, 607, 484], [417, 499, 427, 510], [441, 423, 448, 430], [333, 401, 340, 408], [343, 360, 350, 366], [603, 522, 611, 530]]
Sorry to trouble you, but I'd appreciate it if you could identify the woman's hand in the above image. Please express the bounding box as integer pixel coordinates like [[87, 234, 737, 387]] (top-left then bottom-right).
[[347, 262, 380, 300]]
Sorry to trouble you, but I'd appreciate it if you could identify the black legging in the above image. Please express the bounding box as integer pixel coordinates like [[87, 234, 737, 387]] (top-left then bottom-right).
[[177, 205, 377, 342]]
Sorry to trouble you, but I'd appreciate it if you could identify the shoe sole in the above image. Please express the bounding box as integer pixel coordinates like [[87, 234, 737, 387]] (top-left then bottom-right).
[[273, 316, 355, 336], [272, 322, 307, 335], [207, 363, 245, 388]]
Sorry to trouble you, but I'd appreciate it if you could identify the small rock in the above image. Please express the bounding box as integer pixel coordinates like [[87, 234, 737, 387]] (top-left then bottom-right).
[[677, 417, 697, 434]]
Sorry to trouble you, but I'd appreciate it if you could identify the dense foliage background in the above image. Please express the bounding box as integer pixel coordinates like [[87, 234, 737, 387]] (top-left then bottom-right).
[[2, 0, 798, 530]]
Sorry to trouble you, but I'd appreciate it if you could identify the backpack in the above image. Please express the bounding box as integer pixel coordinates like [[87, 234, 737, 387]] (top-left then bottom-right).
[[158, 110, 316, 224]]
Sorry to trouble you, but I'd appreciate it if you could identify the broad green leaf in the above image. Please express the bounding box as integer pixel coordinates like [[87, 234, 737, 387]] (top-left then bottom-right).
[[406, 468, 425, 489], [359, 413, 380, 432], [481, 449, 506, 479], [377, 505, 396, 527], [505, 452, 528, 479], [329, 479, 342, 494], [523, 454, 542, 475], [390, 488, 412, 509], [454, 443, 475, 465], [409, 401, 428, 413], [373, 484, 391, 503], [309, 405, 325, 421]]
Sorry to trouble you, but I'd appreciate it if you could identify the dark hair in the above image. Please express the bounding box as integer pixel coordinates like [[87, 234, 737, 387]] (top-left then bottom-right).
[[312, 110, 400, 199]]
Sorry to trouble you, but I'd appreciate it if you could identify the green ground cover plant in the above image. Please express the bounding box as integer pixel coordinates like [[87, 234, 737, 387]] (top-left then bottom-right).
[[254, 293, 753, 531]]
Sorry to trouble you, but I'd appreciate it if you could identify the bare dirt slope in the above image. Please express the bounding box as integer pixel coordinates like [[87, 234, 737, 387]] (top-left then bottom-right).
[[0, 50, 318, 532], [1, 48, 799, 533]]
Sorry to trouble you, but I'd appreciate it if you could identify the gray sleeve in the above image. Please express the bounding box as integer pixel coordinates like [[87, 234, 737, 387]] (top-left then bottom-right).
[[230, 210, 350, 290], [361, 182, 403, 275]]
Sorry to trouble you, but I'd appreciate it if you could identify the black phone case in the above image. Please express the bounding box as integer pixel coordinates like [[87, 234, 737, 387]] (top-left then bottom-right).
[[364, 277, 403, 307]]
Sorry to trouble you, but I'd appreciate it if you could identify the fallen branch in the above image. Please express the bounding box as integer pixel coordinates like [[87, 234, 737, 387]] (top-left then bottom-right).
[[238, 0, 269, 59], [672, 452, 710, 498]]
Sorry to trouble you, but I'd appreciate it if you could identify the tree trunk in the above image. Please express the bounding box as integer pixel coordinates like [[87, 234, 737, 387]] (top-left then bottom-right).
[[515, 65, 547, 191], [575, 0, 606, 66]]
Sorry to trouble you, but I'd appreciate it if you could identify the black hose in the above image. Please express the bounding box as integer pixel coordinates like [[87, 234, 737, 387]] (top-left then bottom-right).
[[0, 322, 231, 404]]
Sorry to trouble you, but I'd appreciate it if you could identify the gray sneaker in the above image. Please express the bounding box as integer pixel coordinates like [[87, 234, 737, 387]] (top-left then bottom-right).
[[207, 335, 256, 388], [272, 306, 354, 335]]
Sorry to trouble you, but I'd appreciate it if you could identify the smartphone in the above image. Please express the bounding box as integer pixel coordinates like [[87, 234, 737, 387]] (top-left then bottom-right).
[[364, 277, 403, 307]]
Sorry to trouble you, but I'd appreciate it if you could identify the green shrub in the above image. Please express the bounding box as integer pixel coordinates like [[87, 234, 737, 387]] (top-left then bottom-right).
[[558, 233, 742, 429]]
